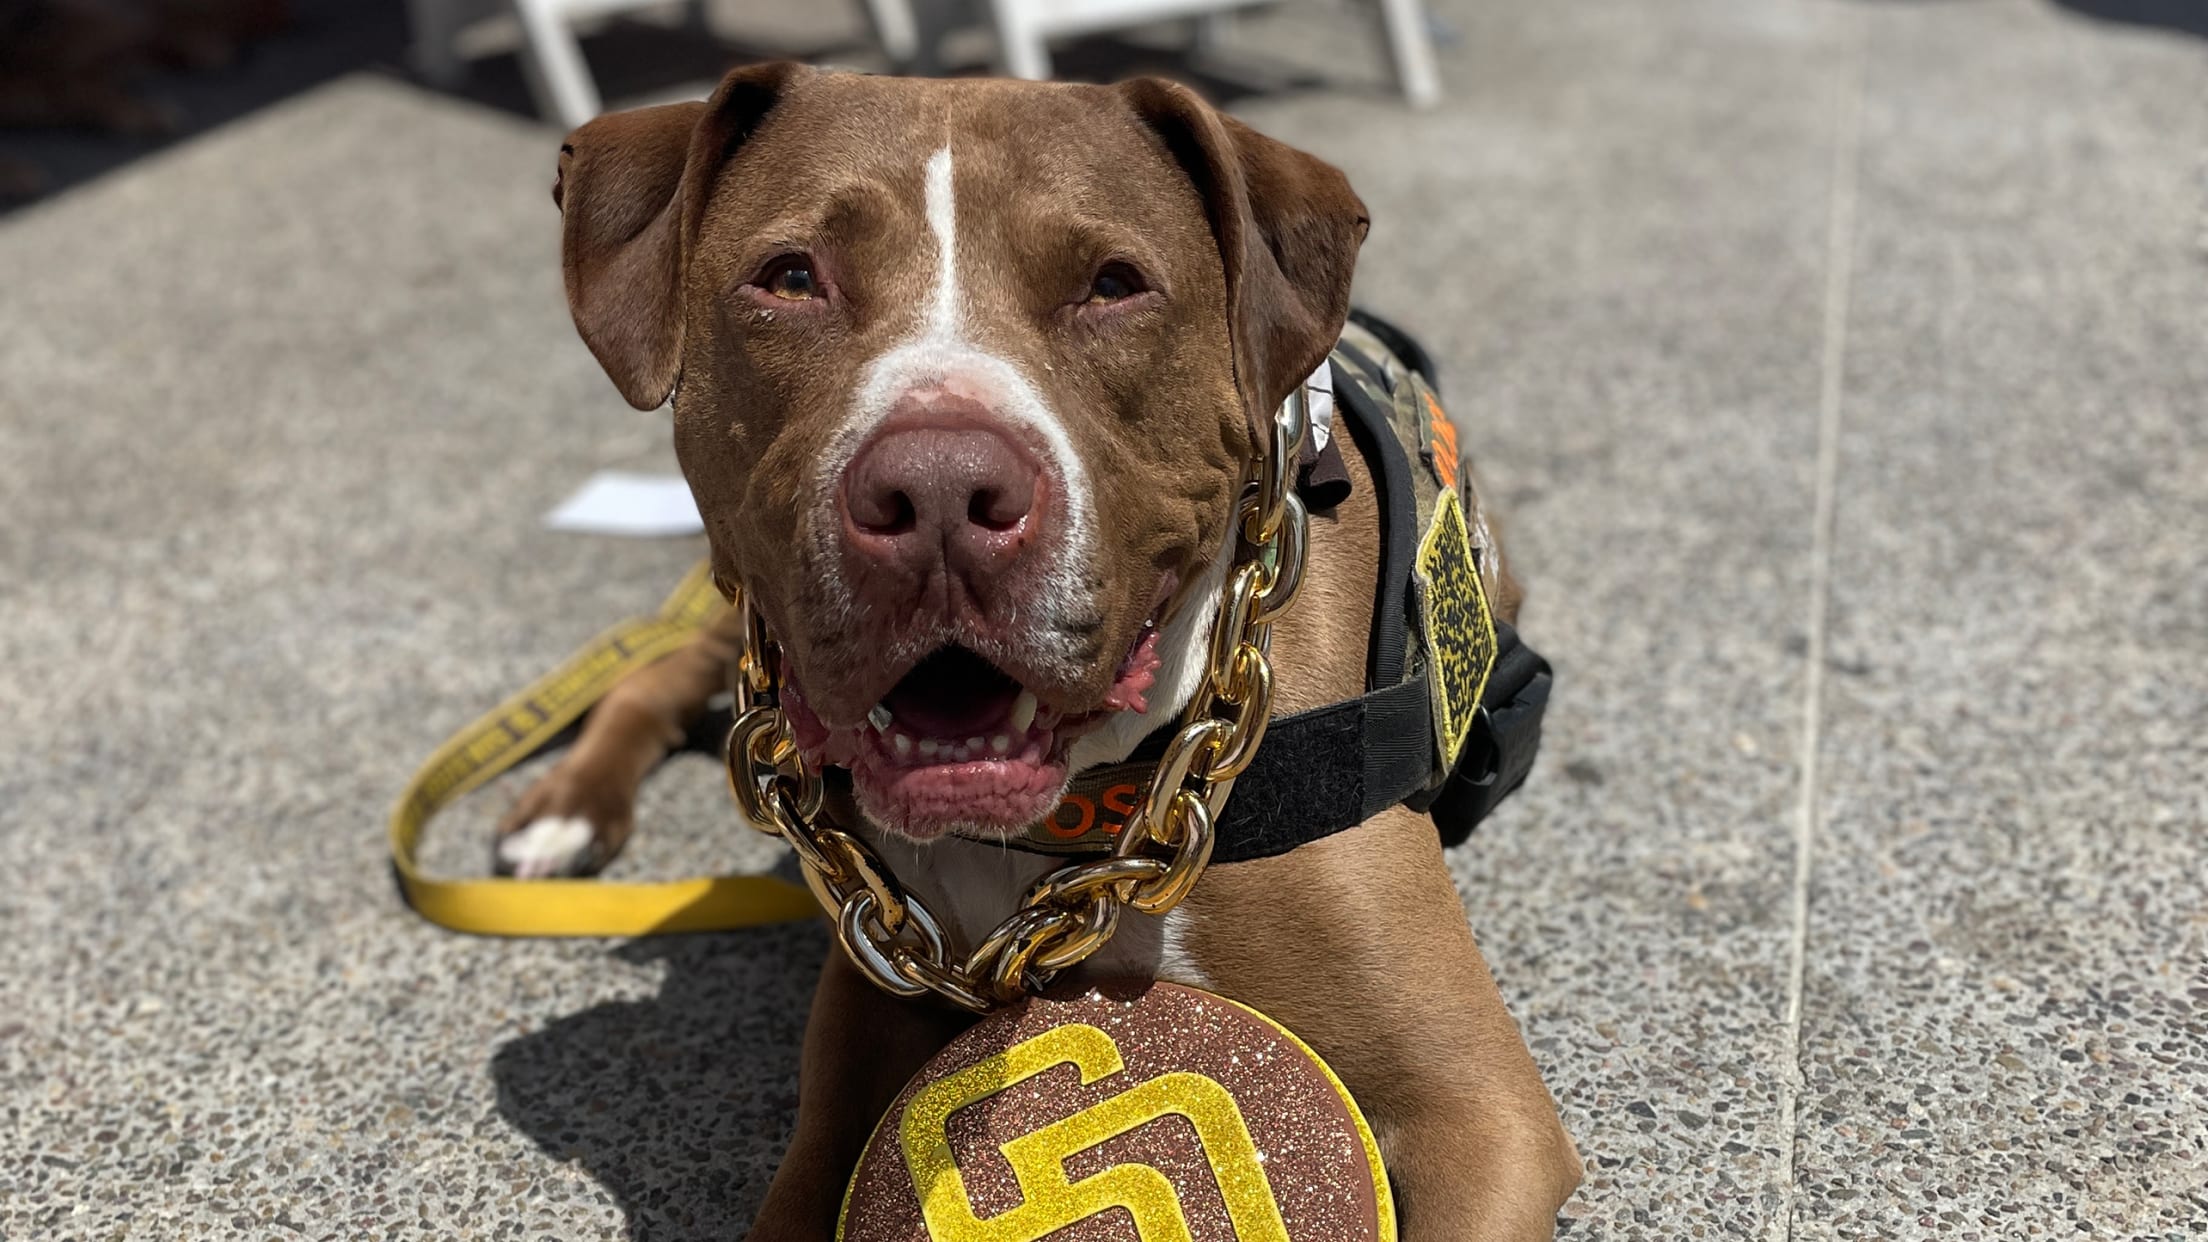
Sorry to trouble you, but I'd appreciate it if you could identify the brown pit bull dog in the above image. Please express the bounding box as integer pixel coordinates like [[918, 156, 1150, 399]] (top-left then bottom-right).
[[506, 62, 1582, 1240]]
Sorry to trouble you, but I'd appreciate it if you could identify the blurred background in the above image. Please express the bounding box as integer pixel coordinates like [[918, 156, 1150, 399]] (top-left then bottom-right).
[[3, 0, 1475, 207], [3, 0, 2204, 1238], [6, 0, 2202, 210]]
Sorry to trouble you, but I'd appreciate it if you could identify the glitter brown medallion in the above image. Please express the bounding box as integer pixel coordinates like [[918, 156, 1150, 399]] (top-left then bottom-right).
[[838, 980, 1395, 1242]]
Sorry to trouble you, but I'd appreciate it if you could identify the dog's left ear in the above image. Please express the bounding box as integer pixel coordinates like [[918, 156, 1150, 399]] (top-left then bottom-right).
[[553, 61, 810, 409], [1117, 78, 1370, 436]]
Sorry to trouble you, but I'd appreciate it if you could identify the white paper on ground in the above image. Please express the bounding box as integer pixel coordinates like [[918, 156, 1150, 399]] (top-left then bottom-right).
[[543, 472, 704, 537]]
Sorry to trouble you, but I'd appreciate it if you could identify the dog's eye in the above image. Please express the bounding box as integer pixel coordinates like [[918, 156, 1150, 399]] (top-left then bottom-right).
[[1086, 262, 1145, 304], [758, 255, 818, 300]]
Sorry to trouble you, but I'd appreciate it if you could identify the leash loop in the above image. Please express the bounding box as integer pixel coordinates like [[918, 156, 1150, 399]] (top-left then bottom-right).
[[722, 388, 1310, 1012], [386, 562, 822, 938]]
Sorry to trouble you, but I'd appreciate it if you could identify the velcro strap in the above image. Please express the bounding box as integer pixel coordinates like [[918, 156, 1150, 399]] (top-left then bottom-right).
[[1424, 624, 1552, 846]]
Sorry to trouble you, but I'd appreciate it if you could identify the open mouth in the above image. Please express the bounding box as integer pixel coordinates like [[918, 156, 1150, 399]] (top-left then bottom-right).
[[782, 628, 1164, 839]]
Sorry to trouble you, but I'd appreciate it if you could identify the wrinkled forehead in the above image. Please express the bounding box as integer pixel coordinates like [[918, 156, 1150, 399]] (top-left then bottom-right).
[[698, 75, 1211, 269]]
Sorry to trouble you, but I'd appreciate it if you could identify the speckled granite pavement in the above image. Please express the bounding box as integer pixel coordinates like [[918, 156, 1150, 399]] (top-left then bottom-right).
[[3, 0, 2202, 1238]]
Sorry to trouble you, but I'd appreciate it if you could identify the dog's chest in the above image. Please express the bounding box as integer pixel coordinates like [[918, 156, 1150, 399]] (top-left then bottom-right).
[[853, 828, 1209, 989]]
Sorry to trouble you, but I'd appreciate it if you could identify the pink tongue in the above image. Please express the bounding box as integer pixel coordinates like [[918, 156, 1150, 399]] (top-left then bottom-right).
[[1100, 627, 1163, 714]]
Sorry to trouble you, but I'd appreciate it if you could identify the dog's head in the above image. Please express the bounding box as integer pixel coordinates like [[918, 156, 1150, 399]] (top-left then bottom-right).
[[554, 66, 1365, 840]]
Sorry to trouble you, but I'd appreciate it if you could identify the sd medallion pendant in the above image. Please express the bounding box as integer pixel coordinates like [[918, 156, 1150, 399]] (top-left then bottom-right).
[[838, 980, 1395, 1241]]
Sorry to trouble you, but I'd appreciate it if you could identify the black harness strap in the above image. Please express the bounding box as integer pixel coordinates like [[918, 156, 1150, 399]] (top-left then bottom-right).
[[1208, 621, 1548, 863], [1421, 628, 1553, 847], [1175, 339, 1550, 864], [1337, 350, 1420, 696]]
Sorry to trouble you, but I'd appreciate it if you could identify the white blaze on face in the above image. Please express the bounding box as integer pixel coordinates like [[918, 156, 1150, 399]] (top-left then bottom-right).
[[816, 145, 1096, 649], [923, 146, 961, 336]]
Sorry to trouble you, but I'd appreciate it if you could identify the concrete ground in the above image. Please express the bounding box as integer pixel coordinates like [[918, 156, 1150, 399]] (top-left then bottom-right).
[[3, 0, 2203, 1237]]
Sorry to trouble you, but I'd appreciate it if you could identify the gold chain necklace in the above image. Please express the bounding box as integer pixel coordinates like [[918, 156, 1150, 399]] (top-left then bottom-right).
[[722, 391, 1310, 1012]]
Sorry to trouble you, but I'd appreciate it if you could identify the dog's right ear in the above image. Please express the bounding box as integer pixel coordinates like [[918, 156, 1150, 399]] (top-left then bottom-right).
[[553, 62, 808, 409]]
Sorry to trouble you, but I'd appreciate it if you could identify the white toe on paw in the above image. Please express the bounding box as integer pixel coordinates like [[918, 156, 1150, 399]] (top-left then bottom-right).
[[499, 815, 597, 878]]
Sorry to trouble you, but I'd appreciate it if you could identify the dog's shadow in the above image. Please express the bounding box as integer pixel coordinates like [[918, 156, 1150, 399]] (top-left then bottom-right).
[[491, 922, 828, 1241]]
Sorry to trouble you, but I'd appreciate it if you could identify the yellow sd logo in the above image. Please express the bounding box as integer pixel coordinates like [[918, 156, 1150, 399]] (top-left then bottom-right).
[[897, 1023, 1292, 1242]]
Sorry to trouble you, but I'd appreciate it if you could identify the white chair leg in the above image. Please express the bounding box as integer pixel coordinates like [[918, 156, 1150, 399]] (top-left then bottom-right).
[[989, 0, 1053, 80], [512, 0, 603, 129], [1191, 10, 1232, 57], [405, 0, 471, 89], [859, 0, 922, 65], [1374, 0, 1441, 108]]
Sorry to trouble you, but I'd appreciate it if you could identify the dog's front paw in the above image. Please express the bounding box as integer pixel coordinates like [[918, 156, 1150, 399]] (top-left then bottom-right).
[[494, 763, 635, 878]]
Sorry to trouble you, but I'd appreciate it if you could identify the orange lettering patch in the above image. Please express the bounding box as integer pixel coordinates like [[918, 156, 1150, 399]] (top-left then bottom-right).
[[1100, 783, 1138, 824], [1044, 783, 1137, 843], [1046, 794, 1096, 839], [1424, 392, 1460, 491]]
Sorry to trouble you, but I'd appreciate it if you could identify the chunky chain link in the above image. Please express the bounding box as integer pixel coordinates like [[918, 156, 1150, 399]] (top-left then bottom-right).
[[723, 391, 1311, 1013]]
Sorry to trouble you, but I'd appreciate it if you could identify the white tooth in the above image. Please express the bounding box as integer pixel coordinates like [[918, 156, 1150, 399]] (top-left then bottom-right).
[[892, 733, 912, 758], [952, 743, 970, 760], [868, 704, 892, 731], [918, 738, 939, 758], [966, 737, 985, 754], [1010, 690, 1037, 734], [990, 734, 1010, 754]]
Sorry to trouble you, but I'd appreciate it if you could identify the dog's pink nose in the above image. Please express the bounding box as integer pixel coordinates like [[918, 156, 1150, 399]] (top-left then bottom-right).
[[840, 421, 1042, 584]]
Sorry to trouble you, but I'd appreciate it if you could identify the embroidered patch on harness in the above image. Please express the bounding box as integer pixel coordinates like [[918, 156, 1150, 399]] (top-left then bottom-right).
[[1023, 762, 1144, 854], [1416, 489, 1498, 770]]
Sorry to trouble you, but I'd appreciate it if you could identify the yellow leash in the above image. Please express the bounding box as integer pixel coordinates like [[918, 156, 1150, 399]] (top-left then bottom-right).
[[388, 562, 819, 937]]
